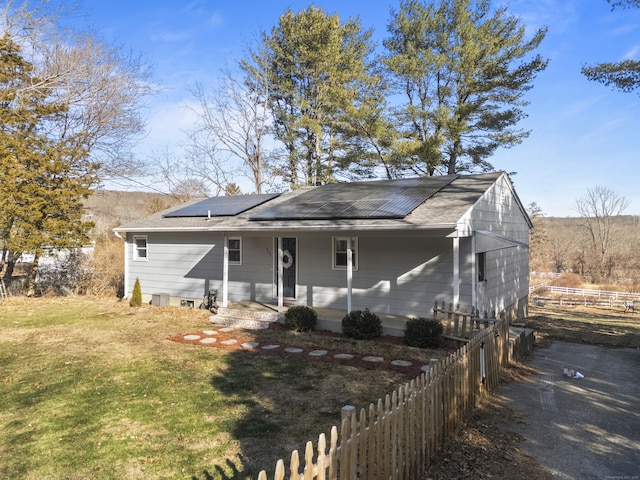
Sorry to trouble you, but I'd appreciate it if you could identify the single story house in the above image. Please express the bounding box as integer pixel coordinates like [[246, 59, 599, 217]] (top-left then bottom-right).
[[113, 172, 531, 325]]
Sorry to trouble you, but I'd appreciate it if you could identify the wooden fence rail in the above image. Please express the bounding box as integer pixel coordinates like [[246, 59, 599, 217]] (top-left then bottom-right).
[[257, 303, 511, 480]]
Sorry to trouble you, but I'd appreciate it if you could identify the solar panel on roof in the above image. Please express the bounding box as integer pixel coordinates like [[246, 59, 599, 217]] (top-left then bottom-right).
[[250, 175, 458, 220], [164, 193, 280, 218]]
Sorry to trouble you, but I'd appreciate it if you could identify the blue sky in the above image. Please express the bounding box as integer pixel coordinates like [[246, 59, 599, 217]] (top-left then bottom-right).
[[75, 0, 639, 217]]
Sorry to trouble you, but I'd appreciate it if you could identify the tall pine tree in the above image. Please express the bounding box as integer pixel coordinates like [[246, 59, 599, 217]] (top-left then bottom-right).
[[383, 0, 548, 175], [244, 6, 382, 186]]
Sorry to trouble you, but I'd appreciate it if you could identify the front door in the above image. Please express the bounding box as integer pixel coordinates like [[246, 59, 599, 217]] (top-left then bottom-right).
[[275, 237, 296, 298]]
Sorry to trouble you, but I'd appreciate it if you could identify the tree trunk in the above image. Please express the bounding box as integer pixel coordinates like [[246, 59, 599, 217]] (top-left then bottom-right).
[[26, 253, 40, 297]]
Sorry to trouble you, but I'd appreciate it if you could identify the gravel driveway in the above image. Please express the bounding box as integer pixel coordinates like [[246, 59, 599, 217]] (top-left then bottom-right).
[[501, 342, 640, 480]]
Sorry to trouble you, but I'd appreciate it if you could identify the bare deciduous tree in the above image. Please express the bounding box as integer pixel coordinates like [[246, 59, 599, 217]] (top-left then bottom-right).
[[187, 64, 272, 194], [3, 0, 153, 182], [576, 185, 630, 281]]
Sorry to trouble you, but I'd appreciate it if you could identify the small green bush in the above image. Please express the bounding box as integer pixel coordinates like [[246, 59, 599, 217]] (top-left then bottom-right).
[[284, 305, 318, 332], [404, 317, 443, 349], [129, 277, 142, 307], [342, 309, 382, 340]]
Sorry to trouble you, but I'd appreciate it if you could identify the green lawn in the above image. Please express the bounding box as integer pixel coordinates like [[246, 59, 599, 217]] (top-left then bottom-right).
[[0, 297, 414, 479]]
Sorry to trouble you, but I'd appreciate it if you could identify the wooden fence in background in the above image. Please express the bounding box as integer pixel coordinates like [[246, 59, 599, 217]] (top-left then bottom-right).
[[257, 303, 511, 480]]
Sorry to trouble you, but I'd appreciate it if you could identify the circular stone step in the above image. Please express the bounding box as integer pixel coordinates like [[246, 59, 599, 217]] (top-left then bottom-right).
[[391, 359, 413, 367], [202, 330, 217, 335], [183, 334, 201, 341], [334, 353, 354, 360], [362, 356, 384, 363], [284, 347, 303, 353], [421, 365, 431, 373], [242, 342, 259, 349], [200, 337, 217, 345], [308, 349, 328, 357], [220, 339, 238, 346], [219, 327, 235, 333], [261, 344, 280, 350]]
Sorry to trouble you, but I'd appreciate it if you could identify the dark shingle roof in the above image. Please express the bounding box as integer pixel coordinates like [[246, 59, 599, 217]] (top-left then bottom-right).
[[113, 172, 505, 233]]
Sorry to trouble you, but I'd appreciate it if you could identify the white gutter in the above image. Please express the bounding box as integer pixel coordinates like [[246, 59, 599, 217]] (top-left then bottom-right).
[[113, 223, 458, 234]]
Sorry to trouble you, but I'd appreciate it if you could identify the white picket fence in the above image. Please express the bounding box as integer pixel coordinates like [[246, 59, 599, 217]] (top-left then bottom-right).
[[531, 285, 637, 300]]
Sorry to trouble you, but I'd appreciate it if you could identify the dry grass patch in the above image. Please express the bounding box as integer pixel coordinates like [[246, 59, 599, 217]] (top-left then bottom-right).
[[0, 296, 425, 479], [526, 304, 640, 348]]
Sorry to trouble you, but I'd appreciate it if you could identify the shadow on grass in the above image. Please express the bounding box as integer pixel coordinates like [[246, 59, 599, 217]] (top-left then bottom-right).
[[192, 457, 245, 480]]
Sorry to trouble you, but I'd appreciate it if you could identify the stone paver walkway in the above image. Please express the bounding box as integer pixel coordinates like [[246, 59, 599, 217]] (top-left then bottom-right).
[[173, 326, 437, 375]]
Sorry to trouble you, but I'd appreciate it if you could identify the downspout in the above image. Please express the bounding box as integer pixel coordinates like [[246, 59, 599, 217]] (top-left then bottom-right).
[[222, 235, 229, 308]]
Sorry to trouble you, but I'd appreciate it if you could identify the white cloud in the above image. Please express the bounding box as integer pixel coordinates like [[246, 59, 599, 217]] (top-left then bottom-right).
[[623, 45, 640, 60]]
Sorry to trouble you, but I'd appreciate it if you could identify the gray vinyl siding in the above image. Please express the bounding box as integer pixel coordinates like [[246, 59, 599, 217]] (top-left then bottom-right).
[[125, 231, 475, 317], [463, 175, 531, 314], [126, 232, 222, 302], [295, 235, 457, 317]]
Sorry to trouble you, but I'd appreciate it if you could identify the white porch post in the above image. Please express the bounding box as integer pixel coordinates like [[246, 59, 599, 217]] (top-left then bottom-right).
[[453, 235, 460, 306], [346, 237, 353, 313], [122, 234, 129, 297], [222, 235, 229, 307], [471, 233, 477, 308], [277, 236, 284, 313]]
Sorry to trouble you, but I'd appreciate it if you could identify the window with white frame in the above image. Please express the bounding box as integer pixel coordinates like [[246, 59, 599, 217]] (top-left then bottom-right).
[[228, 237, 242, 265], [133, 235, 148, 261], [333, 237, 358, 270]]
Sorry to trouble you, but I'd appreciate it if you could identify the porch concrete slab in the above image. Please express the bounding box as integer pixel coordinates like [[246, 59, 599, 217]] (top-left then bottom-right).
[[501, 342, 640, 480]]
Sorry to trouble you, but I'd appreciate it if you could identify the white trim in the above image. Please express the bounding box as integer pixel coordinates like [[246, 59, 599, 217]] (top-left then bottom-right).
[[277, 237, 283, 313], [453, 236, 460, 306], [346, 237, 353, 312], [227, 236, 242, 265], [133, 235, 148, 261], [222, 235, 229, 307], [333, 237, 358, 270]]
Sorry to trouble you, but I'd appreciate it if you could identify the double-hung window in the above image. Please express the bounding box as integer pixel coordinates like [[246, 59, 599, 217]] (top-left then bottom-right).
[[333, 237, 358, 270], [228, 237, 242, 265], [133, 236, 148, 261]]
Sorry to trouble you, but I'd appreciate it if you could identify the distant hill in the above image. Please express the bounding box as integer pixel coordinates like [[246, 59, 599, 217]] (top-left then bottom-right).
[[83, 190, 186, 235]]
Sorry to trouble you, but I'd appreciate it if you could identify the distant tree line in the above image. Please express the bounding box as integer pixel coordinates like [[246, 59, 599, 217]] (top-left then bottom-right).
[[529, 187, 639, 287]]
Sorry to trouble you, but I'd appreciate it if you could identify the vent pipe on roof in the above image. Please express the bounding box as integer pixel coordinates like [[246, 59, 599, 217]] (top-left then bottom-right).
[[207, 210, 211, 221]]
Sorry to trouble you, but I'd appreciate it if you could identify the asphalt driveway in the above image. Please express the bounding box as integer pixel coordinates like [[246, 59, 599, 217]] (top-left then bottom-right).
[[501, 341, 640, 480]]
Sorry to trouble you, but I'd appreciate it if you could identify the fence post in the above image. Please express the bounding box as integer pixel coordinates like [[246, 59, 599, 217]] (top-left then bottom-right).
[[341, 405, 356, 434]]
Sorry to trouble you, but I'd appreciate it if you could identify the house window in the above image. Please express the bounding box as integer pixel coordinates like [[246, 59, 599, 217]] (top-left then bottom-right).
[[477, 252, 486, 282], [228, 237, 242, 265], [133, 236, 148, 261], [333, 237, 358, 270]]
